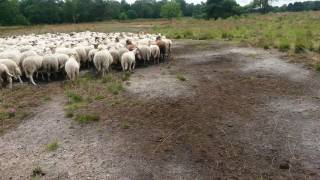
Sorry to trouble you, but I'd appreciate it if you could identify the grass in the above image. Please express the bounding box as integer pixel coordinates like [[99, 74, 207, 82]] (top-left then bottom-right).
[[76, 114, 100, 123], [31, 166, 45, 177], [316, 64, 320, 72], [63, 73, 125, 123], [176, 74, 187, 81], [107, 81, 124, 95], [46, 140, 59, 151], [0, 84, 61, 134]]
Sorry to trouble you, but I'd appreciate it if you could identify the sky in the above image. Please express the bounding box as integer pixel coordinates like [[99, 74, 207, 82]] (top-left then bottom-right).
[[122, 0, 315, 6]]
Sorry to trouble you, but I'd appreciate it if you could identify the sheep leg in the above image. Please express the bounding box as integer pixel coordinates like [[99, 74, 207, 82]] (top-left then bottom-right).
[[8, 77, 13, 89], [29, 75, 37, 86], [18, 76, 23, 84], [41, 73, 45, 81], [47, 72, 51, 82]]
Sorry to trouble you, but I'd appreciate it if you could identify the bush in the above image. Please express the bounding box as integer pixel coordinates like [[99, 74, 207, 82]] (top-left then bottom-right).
[[119, 12, 128, 20]]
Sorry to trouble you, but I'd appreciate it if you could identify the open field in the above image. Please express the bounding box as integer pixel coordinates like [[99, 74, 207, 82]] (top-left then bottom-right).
[[1, 40, 320, 179], [1, 12, 320, 179], [2, 12, 320, 67]]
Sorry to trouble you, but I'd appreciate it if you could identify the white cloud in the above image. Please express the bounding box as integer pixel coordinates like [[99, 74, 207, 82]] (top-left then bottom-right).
[[120, 0, 316, 7]]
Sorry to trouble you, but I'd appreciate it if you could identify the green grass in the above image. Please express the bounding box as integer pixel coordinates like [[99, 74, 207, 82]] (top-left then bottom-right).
[[66, 92, 83, 104], [316, 64, 320, 72], [76, 114, 100, 123], [121, 72, 131, 82], [176, 74, 187, 81], [47, 140, 59, 151], [107, 81, 124, 95]]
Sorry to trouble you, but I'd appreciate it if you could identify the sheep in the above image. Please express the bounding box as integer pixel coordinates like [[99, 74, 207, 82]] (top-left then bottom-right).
[[109, 48, 120, 65], [136, 45, 151, 65], [56, 48, 80, 63], [0, 63, 13, 89], [0, 50, 21, 65], [156, 39, 167, 61], [42, 53, 59, 81], [19, 50, 37, 67], [22, 55, 43, 85], [74, 46, 88, 67], [65, 55, 80, 81], [88, 49, 98, 63], [0, 59, 23, 83], [121, 50, 136, 72], [150, 45, 160, 64], [93, 48, 113, 77]]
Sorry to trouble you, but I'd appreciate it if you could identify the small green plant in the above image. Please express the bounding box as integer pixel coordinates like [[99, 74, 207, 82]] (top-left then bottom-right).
[[315, 64, 320, 72], [101, 74, 113, 83], [122, 72, 131, 81], [95, 95, 105, 100], [278, 43, 290, 52], [31, 166, 45, 177], [65, 111, 74, 118], [122, 123, 130, 129], [43, 96, 52, 101], [76, 114, 100, 123], [176, 74, 186, 81], [47, 140, 59, 151], [67, 92, 83, 104], [107, 82, 124, 95], [294, 43, 305, 53]]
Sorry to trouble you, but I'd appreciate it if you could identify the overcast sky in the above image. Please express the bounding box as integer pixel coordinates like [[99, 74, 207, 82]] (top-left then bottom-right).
[[123, 0, 314, 6]]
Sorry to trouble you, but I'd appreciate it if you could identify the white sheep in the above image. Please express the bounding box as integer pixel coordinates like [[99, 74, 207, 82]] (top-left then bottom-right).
[[150, 45, 160, 64], [93, 48, 113, 77], [0, 63, 13, 89], [42, 53, 59, 81], [0, 59, 23, 83], [136, 45, 151, 65], [22, 55, 43, 85], [0, 50, 21, 65], [65, 55, 80, 81], [121, 50, 136, 72]]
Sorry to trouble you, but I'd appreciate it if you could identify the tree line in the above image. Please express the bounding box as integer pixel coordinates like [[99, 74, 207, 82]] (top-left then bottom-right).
[[0, 0, 320, 26]]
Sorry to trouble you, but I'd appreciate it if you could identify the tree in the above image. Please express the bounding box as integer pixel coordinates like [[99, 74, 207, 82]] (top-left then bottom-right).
[[127, 9, 138, 19], [160, 1, 182, 19], [0, 0, 28, 25], [252, 0, 274, 13], [206, 0, 241, 19]]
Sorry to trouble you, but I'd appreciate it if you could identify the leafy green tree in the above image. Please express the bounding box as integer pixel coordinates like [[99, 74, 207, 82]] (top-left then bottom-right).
[[160, 1, 182, 19], [206, 0, 241, 19], [119, 12, 128, 20], [127, 9, 138, 19], [0, 0, 28, 25]]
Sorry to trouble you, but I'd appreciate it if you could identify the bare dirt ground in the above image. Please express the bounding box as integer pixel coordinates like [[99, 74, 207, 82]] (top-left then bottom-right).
[[1, 40, 320, 179]]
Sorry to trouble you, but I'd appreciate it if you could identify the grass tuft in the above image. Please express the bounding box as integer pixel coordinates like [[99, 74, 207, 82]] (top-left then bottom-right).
[[47, 140, 59, 151], [107, 81, 124, 95], [31, 166, 45, 177], [76, 114, 100, 123], [176, 74, 187, 81]]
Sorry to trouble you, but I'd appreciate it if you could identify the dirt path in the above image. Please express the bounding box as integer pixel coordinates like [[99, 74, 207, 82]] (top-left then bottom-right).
[[1, 40, 320, 179]]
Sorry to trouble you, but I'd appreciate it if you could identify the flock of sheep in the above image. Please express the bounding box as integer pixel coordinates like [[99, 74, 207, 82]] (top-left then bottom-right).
[[0, 31, 172, 88]]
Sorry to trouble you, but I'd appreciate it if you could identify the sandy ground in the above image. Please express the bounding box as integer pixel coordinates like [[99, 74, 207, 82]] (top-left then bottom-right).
[[1, 40, 320, 179]]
